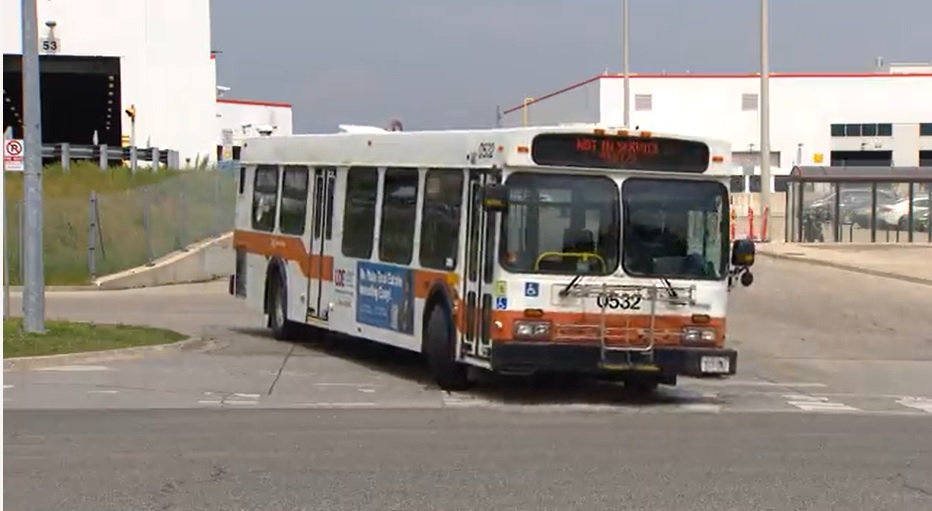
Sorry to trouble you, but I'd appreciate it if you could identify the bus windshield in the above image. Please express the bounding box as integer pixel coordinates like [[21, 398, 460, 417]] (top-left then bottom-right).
[[500, 173, 619, 275], [621, 178, 729, 280]]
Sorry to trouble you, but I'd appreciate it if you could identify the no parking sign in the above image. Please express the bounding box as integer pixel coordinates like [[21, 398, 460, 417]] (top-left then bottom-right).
[[3, 139, 25, 171]]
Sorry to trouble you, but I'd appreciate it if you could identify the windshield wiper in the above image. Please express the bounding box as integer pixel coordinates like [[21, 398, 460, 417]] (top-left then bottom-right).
[[660, 277, 678, 298], [559, 274, 585, 298]]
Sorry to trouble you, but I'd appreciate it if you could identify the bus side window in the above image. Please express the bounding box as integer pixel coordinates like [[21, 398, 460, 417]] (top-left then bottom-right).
[[419, 169, 464, 270], [279, 165, 309, 236], [251, 164, 280, 232], [341, 166, 379, 259], [379, 167, 420, 265]]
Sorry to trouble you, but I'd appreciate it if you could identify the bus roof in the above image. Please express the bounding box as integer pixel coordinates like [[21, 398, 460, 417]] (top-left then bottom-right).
[[239, 123, 733, 175]]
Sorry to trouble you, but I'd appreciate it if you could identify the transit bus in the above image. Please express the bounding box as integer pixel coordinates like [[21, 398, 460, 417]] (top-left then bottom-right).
[[229, 123, 756, 392]]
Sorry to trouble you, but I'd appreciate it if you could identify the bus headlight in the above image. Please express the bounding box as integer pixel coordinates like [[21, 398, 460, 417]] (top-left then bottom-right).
[[513, 320, 551, 340], [682, 327, 716, 344]]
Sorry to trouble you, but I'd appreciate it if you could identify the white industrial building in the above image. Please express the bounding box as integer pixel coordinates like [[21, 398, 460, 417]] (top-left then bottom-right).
[[501, 63, 932, 192], [1, 0, 292, 165]]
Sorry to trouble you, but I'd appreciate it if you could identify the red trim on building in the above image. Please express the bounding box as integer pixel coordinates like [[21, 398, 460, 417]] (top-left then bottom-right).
[[503, 72, 932, 115], [217, 98, 292, 108]]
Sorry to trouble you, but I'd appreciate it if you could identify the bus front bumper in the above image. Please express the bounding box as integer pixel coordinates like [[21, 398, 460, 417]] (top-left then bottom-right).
[[490, 342, 737, 378]]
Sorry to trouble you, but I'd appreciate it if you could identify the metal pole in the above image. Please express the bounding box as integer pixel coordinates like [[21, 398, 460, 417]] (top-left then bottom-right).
[[3, 196, 10, 319], [623, 0, 631, 128], [759, 0, 772, 242], [20, 0, 45, 332]]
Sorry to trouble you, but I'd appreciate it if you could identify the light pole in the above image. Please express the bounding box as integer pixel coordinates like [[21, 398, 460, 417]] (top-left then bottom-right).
[[20, 0, 46, 332], [623, 0, 631, 128], [759, 0, 772, 242]]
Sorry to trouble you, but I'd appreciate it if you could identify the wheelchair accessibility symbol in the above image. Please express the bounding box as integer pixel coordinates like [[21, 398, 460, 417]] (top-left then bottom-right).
[[524, 282, 540, 297]]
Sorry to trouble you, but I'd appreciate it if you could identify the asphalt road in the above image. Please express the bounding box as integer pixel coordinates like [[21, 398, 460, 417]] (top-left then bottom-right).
[[5, 256, 932, 509], [5, 409, 932, 511]]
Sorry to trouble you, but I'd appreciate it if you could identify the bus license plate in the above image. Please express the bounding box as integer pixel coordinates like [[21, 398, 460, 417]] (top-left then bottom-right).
[[700, 356, 730, 374]]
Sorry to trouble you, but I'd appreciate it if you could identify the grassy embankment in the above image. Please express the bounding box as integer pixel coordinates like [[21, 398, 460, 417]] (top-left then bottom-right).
[[3, 317, 186, 358], [4, 162, 235, 285]]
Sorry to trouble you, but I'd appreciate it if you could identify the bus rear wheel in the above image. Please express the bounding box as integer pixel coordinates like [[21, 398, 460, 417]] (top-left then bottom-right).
[[424, 307, 470, 391]]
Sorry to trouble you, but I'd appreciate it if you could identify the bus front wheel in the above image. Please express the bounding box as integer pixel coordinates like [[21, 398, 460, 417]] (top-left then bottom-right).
[[268, 272, 300, 341], [424, 306, 470, 391]]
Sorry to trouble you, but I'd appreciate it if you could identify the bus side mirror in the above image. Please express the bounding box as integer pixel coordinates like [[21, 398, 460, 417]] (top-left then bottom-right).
[[731, 239, 755, 267], [480, 183, 509, 212]]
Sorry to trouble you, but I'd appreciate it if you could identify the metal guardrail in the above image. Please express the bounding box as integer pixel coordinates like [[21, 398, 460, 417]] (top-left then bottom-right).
[[39, 143, 182, 170]]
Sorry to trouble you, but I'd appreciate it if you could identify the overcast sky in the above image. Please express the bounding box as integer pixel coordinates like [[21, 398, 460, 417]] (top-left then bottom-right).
[[210, 0, 932, 133]]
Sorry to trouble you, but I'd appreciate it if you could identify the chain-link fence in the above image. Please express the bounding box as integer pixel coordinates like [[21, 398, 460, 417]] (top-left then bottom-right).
[[4, 170, 236, 285]]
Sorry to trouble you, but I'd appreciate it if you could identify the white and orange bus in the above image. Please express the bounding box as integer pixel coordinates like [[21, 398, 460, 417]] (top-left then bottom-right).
[[229, 124, 756, 392]]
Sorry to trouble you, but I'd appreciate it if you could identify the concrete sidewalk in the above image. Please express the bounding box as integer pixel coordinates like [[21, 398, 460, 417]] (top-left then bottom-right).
[[757, 243, 932, 286]]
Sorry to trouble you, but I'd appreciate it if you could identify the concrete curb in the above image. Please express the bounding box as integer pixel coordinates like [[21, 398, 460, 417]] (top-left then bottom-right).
[[2, 336, 202, 371], [758, 251, 932, 287], [8, 285, 101, 292]]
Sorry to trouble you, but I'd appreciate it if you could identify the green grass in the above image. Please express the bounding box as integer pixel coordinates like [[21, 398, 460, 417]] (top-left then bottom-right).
[[4, 162, 236, 285], [3, 317, 187, 358], [3, 161, 182, 198]]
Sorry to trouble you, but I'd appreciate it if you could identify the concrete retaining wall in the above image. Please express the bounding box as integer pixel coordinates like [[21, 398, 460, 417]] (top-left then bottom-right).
[[93, 232, 234, 290]]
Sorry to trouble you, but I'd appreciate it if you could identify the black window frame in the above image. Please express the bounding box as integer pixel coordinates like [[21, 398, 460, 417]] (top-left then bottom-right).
[[419, 169, 465, 271], [378, 167, 420, 265], [278, 165, 309, 236], [340, 166, 379, 259], [251, 164, 280, 232], [877, 123, 893, 137], [920, 123, 932, 137]]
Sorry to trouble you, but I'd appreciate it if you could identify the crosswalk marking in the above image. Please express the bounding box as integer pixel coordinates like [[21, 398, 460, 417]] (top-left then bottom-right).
[[783, 394, 860, 412], [895, 397, 932, 414]]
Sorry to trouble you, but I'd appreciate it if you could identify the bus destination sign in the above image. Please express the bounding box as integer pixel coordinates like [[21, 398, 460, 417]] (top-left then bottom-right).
[[530, 133, 710, 173]]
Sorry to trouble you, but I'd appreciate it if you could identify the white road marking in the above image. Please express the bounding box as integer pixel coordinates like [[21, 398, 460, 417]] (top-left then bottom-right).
[[358, 388, 376, 393], [87, 390, 119, 394], [293, 402, 377, 408], [895, 397, 932, 414], [224, 400, 258, 406], [314, 383, 377, 387], [678, 403, 723, 413], [687, 380, 827, 388], [198, 400, 222, 405], [784, 394, 859, 412], [233, 393, 260, 399], [36, 365, 112, 372], [3, 384, 14, 389]]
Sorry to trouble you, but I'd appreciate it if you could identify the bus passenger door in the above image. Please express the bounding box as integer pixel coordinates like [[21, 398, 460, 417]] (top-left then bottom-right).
[[307, 167, 336, 322], [460, 169, 499, 360]]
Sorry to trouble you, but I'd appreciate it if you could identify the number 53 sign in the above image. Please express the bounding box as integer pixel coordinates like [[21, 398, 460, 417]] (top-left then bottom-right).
[[40, 37, 61, 54]]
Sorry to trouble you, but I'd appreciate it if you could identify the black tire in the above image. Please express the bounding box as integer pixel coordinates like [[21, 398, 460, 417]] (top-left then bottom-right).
[[268, 272, 300, 341], [424, 306, 470, 391], [897, 216, 909, 231]]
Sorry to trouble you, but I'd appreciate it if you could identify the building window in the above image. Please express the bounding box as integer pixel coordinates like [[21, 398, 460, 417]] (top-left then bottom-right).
[[341, 166, 379, 259], [279, 165, 309, 236], [920, 123, 932, 137], [845, 124, 862, 137], [832, 123, 894, 137], [741, 93, 758, 112], [419, 169, 464, 271], [634, 94, 652, 112], [379, 167, 420, 265], [251, 165, 279, 232]]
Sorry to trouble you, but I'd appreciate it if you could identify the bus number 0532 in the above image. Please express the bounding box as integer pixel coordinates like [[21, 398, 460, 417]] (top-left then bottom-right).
[[596, 293, 642, 310]]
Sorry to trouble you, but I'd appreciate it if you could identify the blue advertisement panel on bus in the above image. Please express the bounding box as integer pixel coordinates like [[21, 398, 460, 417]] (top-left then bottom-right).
[[356, 261, 414, 335]]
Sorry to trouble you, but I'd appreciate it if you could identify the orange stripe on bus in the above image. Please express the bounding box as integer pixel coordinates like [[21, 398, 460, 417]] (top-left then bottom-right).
[[489, 311, 726, 347], [233, 230, 334, 281]]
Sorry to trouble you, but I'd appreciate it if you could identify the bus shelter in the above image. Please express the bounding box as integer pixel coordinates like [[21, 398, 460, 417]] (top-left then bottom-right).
[[784, 166, 932, 244]]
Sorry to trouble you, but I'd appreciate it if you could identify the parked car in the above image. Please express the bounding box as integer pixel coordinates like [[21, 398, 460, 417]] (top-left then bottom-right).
[[848, 193, 903, 228], [917, 208, 930, 232], [876, 196, 931, 230], [805, 187, 900, 226]]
